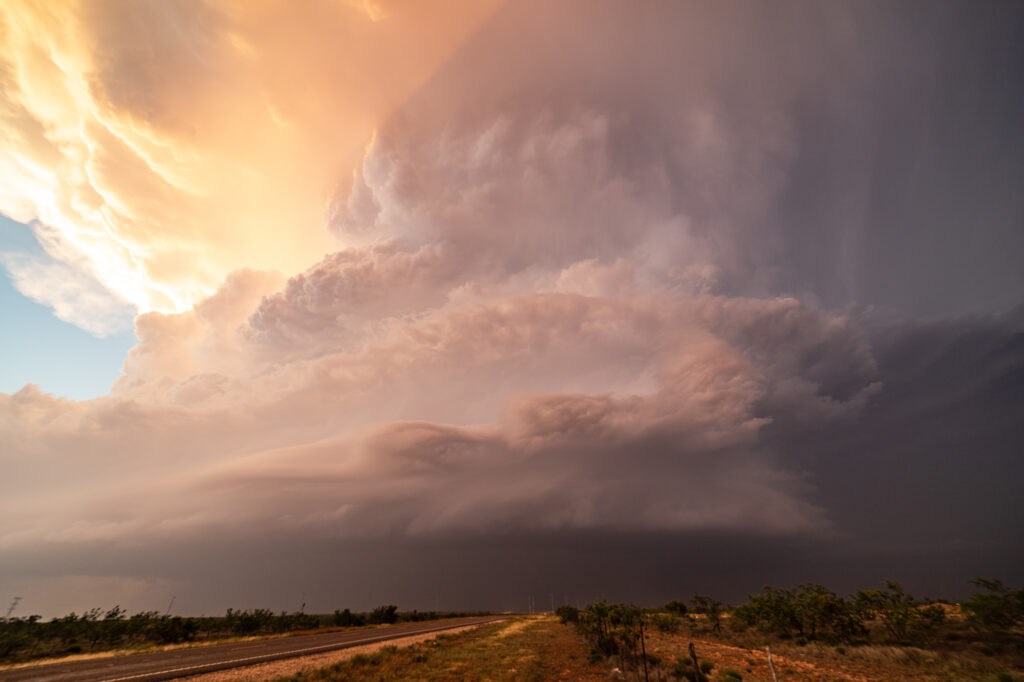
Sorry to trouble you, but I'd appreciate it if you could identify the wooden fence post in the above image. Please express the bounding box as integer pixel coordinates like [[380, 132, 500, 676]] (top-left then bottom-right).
[[766, 645, 778, 682], [639, 619, 649, 682]]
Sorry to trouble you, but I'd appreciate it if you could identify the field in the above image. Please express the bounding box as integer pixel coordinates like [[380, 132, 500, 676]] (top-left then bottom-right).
[[642, 621, 1024, 681], [275, 616, 607, 681], [276, 615, 1023, 682], [3, 580, 1021, 680], [278, 605, 1024, 682]]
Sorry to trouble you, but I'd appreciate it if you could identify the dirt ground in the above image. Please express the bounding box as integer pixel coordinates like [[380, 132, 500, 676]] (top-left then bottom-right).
[[643, 627, 1022, 681], [268, 618, 1022, 681]]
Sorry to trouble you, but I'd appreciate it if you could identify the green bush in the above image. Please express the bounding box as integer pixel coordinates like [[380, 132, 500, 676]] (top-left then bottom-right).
[[964, 579, 1024, 630], [854, 580, 916, 641], [367, 605, 398, 625], [671, 656, 699, 681], [649, 613, 679, 632], [555, 605, 579, 624], [733, 584, 864, 642], [690, 595, 723, 632], [665, 600, 688, 616]]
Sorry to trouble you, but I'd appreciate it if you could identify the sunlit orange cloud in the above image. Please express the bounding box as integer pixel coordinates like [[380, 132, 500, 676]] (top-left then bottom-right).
[[0, 0, 499, 331]]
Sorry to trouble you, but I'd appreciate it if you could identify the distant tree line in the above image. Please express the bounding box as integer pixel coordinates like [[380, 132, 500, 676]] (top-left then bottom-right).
[[0, 605, 489, 664]]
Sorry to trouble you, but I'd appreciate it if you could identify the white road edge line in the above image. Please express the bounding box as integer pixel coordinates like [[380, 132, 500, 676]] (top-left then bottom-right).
[[100, 619, 502, 682]]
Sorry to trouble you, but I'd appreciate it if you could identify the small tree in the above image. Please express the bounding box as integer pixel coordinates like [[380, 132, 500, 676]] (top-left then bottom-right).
[[733, 584, 864, 642], [854, 580, 916, 641], [691, 594, 723, 632], [665, 600, 688, 616], [367, 605, 398, 624], [555, 605, 579, 624], [963, 578, 1024, 630]]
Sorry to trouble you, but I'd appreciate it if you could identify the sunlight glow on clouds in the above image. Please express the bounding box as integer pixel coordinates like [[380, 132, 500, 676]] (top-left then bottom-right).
[[0, 0, 498, 329]]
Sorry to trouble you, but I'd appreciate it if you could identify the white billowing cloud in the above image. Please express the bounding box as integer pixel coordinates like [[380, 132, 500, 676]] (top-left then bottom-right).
[[328, 107, 787, 297], [0, 0, 499, 325], [1, 250, 135, 335]]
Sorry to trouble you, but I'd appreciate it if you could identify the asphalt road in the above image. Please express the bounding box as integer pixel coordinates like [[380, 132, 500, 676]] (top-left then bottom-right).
[[0, 616, 510, 682]]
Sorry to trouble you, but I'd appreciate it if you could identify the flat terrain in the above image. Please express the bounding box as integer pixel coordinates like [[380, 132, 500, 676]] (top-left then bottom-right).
[[0, 616, 507, 682], [279, 616, 1024, 682], [7, 614, 1020, 681], [276, 616, 607, 681], [644, 628, 1017, 681]]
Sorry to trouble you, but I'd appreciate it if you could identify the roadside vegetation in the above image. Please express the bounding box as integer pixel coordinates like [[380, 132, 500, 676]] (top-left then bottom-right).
[[0, 605, 489, 665], [4, 578, 1022, 680], [557, 578, 1024, 681], [277, 616, 607, 682]]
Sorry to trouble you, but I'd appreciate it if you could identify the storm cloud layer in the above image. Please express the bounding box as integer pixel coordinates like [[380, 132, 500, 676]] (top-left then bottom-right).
[[1, 0, 1023, 616]]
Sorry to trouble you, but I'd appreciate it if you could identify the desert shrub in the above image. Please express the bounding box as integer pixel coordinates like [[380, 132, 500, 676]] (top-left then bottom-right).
[[722, 669, 743, 681], [918, 604, 946, 632], [367, 605, 398, 625], [225, 608, 278, 635], [732, 587, 798, 635], [555, 605, 579, 624], [650, 613, 679, 632], [0, 626, 31, 659], [349, 653, 374, 666], [963, 579, 1024, 630], [690, 594, 723, 632], [671, 656, 701, 681], [854, 581, 916, 641], [148, 616, 198, 644], [331, 608, 363, 627], [733, 584, 864, 642], [665, 600, 688, 616], [575, 601, 655, 675]]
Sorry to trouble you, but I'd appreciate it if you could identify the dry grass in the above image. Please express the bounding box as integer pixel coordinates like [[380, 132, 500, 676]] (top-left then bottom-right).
[[264, 614, 1023, 682], [643, 626, 1024, 681], [276, 616, 607, 681]]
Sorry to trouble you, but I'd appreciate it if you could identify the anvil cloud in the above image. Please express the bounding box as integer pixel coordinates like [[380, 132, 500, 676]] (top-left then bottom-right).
[[1, 0, 1022, 616]]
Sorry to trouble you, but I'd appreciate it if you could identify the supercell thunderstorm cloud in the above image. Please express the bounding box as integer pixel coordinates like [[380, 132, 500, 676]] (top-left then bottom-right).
[[0, 1, 1022, 616]]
